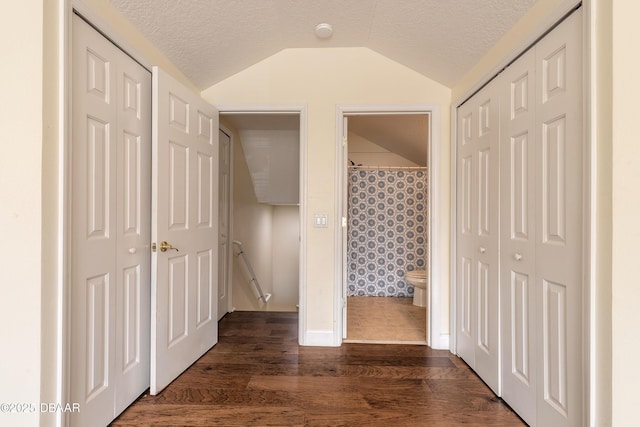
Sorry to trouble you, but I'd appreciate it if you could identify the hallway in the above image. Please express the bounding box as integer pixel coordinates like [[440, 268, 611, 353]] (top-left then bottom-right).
[[112, 311, 524, 426]]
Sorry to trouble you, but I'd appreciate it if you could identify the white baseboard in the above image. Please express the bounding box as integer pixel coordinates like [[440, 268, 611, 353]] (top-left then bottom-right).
[[431, 333, 450, 350], [302, 330, 338, 347]]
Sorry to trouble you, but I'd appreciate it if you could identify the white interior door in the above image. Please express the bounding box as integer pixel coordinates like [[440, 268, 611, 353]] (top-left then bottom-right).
[[218, 128, 231, 320], [71, 14, 151, 426], [500, 9, 583, 426], [472, 80, 501, 394], [534, 9, 583, 426], [151, 67, 219, 394], [500, 46, 537, 425], [456, 98, 478, 367], [455, 79, 501, 394]]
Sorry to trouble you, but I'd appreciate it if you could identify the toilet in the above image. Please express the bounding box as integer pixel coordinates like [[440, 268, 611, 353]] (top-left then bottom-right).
[[406, 270, 427, 307]]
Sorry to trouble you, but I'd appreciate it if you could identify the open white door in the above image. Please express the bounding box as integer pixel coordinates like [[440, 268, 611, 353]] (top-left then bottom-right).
[[151, 67, 219, 394]]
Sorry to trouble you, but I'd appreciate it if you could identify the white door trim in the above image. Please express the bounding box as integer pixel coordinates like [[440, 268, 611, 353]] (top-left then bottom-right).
[[216, 105, 308, 345], [335, 104, 444, 349], [218, 124, 234, 318]]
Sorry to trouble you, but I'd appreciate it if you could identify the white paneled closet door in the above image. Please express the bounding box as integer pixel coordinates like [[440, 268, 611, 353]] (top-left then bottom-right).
[[151, 67, 219, 395], [456, 79, 501, 394], [500, 8, 583, 426], [500, 43, 538, 425], [71, 14, 151, 427]]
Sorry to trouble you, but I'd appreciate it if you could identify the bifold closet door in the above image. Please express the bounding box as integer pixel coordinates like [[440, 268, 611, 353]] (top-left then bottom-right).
[[71, 14, 151, 427], [456, 80, 500, 394], [500, 9, 583, 426]]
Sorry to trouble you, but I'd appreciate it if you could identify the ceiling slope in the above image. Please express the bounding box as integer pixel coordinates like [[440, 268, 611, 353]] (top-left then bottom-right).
[[110, 0, 538, 89]]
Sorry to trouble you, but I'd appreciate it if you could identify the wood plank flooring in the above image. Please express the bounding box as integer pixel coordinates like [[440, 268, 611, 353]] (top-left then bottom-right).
[[111, 311, 525, 426]]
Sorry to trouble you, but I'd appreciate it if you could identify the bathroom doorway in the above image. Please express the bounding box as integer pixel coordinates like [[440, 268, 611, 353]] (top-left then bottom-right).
[[336, 106, 443, 347]]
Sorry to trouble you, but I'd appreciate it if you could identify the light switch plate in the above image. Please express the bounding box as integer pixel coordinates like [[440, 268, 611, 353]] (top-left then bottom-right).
[[314, 214, 328, 228]]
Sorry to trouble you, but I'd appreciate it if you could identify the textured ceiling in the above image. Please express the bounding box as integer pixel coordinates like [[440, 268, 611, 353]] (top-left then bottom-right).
[[110, 0, 538, 89]]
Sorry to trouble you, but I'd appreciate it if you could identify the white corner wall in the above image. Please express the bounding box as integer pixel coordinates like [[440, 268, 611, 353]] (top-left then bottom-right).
[[0, 3, 44, 426], [202, 47, 451, 343], [271, 206, 300, 311], [611, 1, 640, 424]]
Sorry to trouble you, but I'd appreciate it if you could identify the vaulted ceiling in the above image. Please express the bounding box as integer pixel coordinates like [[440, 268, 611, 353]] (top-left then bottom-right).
[[110, 0, 538, 90]]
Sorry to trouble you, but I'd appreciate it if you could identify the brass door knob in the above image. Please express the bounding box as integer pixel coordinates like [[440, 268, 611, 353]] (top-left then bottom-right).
[[160, 241, 179, 252]]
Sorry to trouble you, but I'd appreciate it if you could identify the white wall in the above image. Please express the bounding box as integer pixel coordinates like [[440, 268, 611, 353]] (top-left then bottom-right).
[[0, 3, 44, 426], [202, 47, 451, 341], [271, 206, 300, 311], [611, 1, 640, 423], [229, 122, 299, 312], [230, 125, 274, 310]]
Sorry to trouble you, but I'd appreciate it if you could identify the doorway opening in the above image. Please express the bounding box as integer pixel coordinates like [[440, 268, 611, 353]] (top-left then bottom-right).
[[218, 109, 306, 330], [336, 106, 443, 348]]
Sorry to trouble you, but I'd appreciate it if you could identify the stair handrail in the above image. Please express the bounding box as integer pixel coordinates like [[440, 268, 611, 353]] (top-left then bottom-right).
[[232, 240, 271, 304]]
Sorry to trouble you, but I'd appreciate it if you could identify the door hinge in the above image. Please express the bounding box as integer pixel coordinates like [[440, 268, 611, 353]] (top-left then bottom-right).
[[342, 217, 347, 228]]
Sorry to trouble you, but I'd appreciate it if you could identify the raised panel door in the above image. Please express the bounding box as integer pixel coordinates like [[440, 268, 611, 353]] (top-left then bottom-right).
[[534, 9, 583, 426], [151, 67, 219, 394], [71, 14, 151, 426], [473, 81, 500, 395], [456, 80, 500, 394], [500, 46, 537, 426]]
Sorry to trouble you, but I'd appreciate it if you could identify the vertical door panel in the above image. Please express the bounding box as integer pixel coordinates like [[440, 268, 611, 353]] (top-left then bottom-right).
[[85, 273, 110, 399], [121, 266, 140, 372], [168, 255, 188, 346], [197, 152, 213, 228], [169, 142, 189, 230], [510, 271, 531, 384], [197, 249, 213, 327]]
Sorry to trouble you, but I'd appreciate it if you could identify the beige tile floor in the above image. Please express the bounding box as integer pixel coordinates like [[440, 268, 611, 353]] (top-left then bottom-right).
[[344, 296, 427, 344]]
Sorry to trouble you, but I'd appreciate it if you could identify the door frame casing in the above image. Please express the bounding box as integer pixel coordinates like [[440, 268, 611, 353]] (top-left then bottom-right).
[[218, 124, 234, 318], [335, 104, 445, 349], [217, 105, 308, 345]]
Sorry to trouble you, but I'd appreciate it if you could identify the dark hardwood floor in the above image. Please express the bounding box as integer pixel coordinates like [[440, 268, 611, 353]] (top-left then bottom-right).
[[111, 311, 525, 426]]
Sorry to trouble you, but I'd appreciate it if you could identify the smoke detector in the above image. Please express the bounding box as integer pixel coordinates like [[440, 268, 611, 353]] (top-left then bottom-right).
[[315, 23, 333, 39]]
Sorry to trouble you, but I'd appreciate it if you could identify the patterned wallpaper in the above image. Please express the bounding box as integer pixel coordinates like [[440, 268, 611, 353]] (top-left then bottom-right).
[[347, 169, 428, 297]]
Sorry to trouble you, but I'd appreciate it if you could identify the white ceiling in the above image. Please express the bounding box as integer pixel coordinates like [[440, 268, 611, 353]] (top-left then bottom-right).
[[110, 0, 538, 89]]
